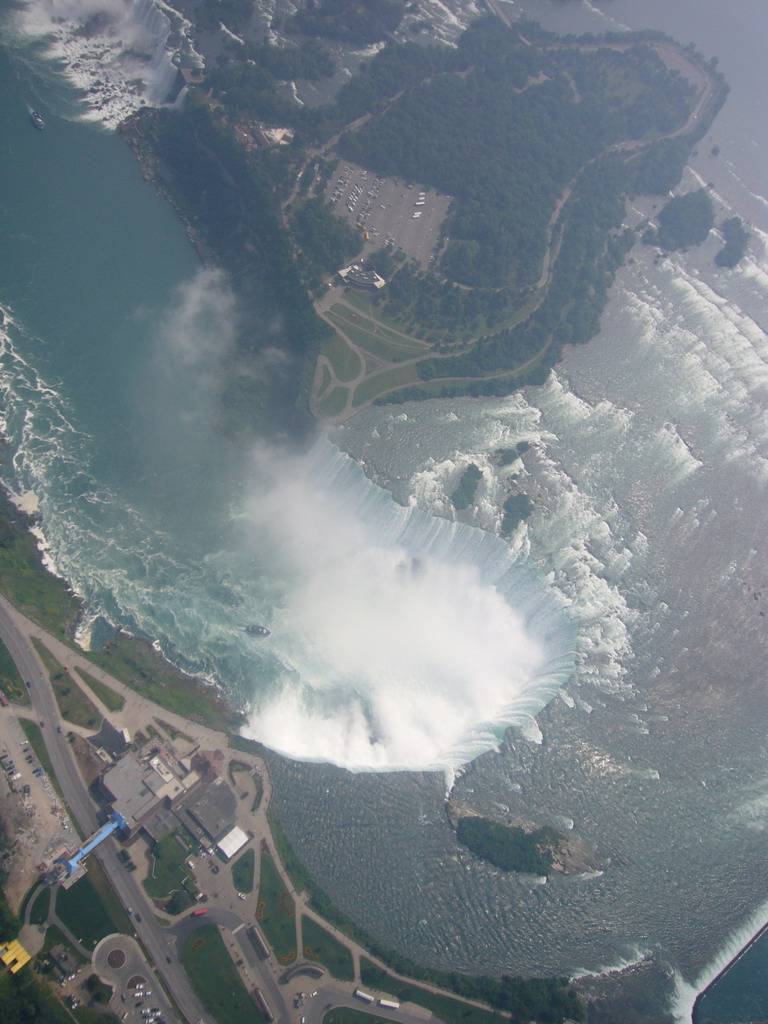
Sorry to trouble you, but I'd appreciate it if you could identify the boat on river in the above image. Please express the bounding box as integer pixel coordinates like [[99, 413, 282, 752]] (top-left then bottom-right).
[[245, 624, 271, 637]]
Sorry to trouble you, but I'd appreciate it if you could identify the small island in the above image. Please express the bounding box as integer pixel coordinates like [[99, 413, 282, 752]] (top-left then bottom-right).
[[450, 463, 483, 510], [647, 187, 715, 250], [448, 790, 606, 877], [715, 215, 750, 267], [457, 816, 562, 875]]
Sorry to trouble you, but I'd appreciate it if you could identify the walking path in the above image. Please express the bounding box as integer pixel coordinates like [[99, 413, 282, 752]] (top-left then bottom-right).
[[308, 18, 722, 423]]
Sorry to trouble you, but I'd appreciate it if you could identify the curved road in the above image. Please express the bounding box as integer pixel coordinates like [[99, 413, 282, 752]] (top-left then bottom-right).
[[0, 593, 457, 1024], [0, 595, 234, 1023]]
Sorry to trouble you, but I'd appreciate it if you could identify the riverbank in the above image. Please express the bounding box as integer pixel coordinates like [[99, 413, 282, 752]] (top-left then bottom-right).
[[0, 486, 241, 732], [0, 483, 587, 1024], [689, 907, 768, 1023]]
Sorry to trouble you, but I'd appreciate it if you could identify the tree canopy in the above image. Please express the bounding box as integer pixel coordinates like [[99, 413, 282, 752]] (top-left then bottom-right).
[[656, 188, 715, 249], [715, 215, 750, 267]]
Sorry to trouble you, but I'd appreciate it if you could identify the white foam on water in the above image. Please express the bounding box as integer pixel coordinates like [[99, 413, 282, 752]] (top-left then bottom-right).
[[8, 0, 199, 129], [571, 944, 654, 980], [671, 902, 768, 1023], [240, 438, 576, 772]]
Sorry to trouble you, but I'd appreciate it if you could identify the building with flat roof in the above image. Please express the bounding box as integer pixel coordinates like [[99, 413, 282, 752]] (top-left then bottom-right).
[[49, 944, 78, 979], [217, 825, 249, 860], [0, 940, 31, 973], [100, 753, 195, 835], [181, 776, 237, 843], [339, 265, 386, 290]]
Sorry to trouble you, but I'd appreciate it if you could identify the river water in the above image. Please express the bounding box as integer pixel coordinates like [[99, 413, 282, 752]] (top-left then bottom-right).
[[1, 0, 768, 1020]]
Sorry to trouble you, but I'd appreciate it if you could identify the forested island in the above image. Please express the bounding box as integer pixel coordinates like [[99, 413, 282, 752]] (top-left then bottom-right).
[[456, 817, 562, 875], [646, 187, 715, 250], [715, 215, 750, 266], [121, 6, 727, 433]]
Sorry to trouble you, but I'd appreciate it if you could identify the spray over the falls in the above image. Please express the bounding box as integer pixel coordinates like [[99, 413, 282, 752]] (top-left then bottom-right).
[[239, 440, 576, 772], [9, 0, 200, 128]]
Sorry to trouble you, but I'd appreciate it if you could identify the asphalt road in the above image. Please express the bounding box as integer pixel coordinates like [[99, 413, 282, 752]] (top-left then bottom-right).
[[0, 594, 447, 1024], [0, 595, 210, 1024]]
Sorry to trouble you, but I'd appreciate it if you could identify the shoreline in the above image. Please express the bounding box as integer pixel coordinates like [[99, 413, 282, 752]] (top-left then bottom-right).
[[688, 907, 768, 1023], [0, 482, 243, 733]]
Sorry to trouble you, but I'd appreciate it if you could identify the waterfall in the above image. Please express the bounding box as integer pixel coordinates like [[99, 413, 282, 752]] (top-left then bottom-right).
[[131, 0, 182, 105], [240, 439, 577, 773]]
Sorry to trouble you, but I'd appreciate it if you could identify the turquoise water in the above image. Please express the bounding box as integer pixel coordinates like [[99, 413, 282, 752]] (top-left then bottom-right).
[[0, 43, 237, 506], [4, 0, 768, 1014], [695, 922, 768, 1023], [0, 39, 576, 770]]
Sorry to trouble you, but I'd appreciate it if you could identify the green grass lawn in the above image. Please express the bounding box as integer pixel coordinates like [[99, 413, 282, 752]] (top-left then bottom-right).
[[76, 668, 125, 712], [85, 634, 240, 732], [257, 847, 296, 964], [42, 923, 87, 960], [30, 886, 51, 926], [0, 499, 81, 640], [251, 774, 264, 812], [231, 849, 254, 894], [323, 330, 363, 383], [155, 718, 193, 743], [144, 830, 194, 900], [83, 856, 132, 936], [352, 364, 419, 406], [31, 639, 102, 730], [327, 307, 429, 360], [317, 386, 350, 417], [55, 874, 120, 951], [181, 923, 256, 1024], [301, 916, 354, 981], [318, 363, 332, 394], [0, 638, 30, 705]]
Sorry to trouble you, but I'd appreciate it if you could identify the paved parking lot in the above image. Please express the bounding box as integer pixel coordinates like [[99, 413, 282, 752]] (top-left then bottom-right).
[[325, 162, 451, 269], [93, 934, 177, 1024]]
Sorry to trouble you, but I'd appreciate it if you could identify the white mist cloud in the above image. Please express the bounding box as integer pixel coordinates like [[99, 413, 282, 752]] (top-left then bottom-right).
[[157, 267, 235, 373], [240, 442, 555, 772]]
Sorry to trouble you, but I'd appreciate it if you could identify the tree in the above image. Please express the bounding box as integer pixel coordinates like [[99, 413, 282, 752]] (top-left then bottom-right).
[[656, 188, 714, 249]]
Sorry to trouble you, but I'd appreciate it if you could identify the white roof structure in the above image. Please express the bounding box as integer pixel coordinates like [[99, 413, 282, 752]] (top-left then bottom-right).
[[216, 825, 249, 860]]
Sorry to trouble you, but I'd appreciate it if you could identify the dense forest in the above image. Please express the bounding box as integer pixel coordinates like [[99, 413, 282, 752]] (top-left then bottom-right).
[[124, 5, 727, 424], [653, 188, 715, 249], [339, 19, 697, 289], [287, 0, 405, 45], [122, 95, 332, 439]]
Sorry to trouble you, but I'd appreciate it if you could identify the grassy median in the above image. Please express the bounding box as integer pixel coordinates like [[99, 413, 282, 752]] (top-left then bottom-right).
[[181, 923, 255, 1024], [256, 847, 296, 964], [301, 916, 354, 982]]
